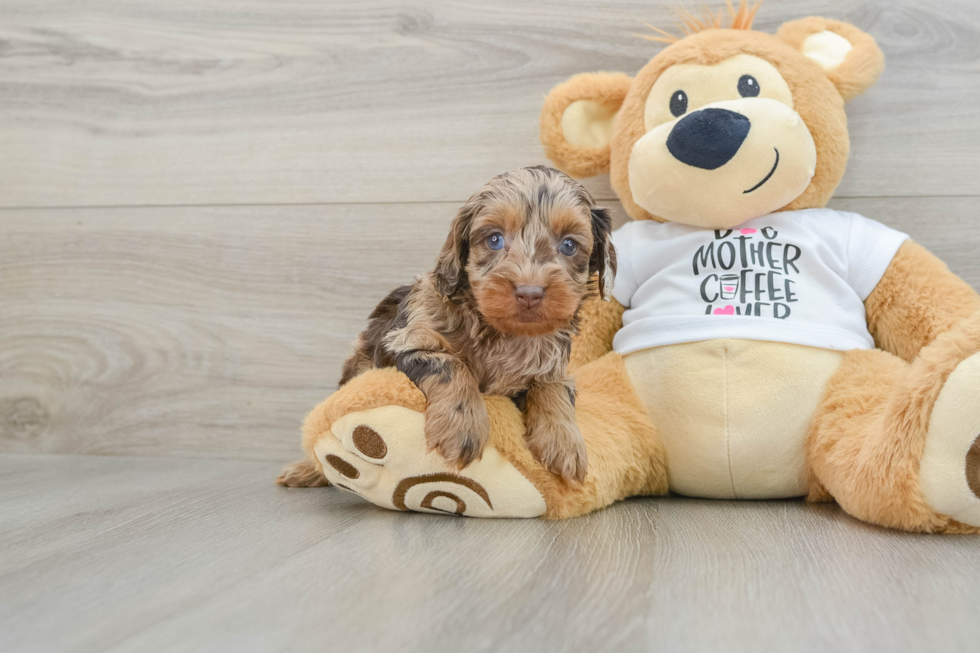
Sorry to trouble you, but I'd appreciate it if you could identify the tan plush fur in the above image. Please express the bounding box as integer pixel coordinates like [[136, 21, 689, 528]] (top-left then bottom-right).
[[540, 73, 633, 179], [776, 17, 885, 102], [549, 352, 670, 517], [568, 295, 625, 372], [482, 352, 669, 519], [807, 310, 980, 534], [865, 241, 980, 363]]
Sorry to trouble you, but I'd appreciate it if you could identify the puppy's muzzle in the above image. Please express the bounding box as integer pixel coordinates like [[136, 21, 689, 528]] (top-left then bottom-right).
[[514, 285, 545, 310]]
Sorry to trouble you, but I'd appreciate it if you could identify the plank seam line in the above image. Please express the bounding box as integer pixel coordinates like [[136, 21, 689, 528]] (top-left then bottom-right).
[[1, 195, 978, 212]]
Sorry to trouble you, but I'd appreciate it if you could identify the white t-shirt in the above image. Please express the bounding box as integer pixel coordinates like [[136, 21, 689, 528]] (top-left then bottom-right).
[[611, 208, 909, 354]]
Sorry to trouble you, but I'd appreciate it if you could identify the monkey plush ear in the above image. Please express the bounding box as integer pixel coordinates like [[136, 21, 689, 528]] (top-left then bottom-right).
[[777, 17, 884, 102], [540, 72, 632, 178]]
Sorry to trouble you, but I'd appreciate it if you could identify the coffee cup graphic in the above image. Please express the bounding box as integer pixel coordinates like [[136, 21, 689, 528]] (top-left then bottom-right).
[[719, 274, 739, 300]]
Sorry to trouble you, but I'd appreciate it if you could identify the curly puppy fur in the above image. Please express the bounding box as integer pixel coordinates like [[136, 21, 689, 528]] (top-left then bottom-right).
[[280, 166, 616, 486]]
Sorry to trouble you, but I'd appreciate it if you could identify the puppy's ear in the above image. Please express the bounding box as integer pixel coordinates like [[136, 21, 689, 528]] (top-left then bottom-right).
[[588, 206, 617, 300], [435, 199, 478, 298], [541, 72, 632, 178]]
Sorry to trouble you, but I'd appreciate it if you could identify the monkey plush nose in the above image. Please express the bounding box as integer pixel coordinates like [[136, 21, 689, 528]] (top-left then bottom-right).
[[515, 285, 545, 309], [666, 108, 751, 170]]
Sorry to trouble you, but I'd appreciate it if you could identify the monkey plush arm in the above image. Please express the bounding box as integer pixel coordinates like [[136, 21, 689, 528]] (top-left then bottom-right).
[[568, 295, 626, 372], [865, 240, 980, 363]]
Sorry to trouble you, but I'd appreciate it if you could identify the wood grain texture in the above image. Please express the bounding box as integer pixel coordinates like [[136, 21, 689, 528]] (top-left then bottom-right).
[[1, 454, 979, 653], [0, 0, 978, 208], [3, 3, 980, 650], [0, 203, 449, 460], [3, 197, 979, 461]]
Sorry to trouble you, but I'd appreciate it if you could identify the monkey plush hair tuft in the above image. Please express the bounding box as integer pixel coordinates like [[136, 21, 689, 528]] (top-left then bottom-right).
[[636, 0, 764, 44]]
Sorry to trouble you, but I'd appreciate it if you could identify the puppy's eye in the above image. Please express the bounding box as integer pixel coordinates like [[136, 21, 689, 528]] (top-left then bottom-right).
[[737, 75, 760, 97], [670, 90, 688, 117], [559, 238, 578, 256], [486, 233, 505, 250]]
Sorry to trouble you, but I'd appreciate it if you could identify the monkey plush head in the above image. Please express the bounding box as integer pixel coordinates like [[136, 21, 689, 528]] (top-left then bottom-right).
[[540, 3, 884, 229]]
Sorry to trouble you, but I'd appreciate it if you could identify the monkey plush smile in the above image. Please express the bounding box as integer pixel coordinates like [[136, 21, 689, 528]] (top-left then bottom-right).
[[744, 147, 779, 194]]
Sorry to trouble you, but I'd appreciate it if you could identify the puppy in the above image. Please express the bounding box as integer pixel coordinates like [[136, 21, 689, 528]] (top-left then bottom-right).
[[278, 166, 616, 486]]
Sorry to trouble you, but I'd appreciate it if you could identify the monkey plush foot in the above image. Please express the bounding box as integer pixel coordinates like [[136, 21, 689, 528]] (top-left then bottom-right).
[[920, 351, 980, 528], [294, 369, 546, 518]]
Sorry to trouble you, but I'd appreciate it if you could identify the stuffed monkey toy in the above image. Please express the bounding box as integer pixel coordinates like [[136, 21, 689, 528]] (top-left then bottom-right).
[[291, 3, 980, 533]]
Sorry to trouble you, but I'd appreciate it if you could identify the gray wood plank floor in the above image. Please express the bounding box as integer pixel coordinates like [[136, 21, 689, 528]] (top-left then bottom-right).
[[2, 454, 979, 653], [1, 0, 978, 207], [4, 197, 980, 460], [3, 0, 980, 650]]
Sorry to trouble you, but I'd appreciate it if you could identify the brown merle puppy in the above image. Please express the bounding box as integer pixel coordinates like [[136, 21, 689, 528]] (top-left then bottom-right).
[[279, 166, 616, 485]]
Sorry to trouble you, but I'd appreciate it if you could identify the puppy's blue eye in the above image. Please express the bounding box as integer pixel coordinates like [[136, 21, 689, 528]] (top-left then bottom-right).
[[559, 238, 578, 256], [487, 233, 504, 250]]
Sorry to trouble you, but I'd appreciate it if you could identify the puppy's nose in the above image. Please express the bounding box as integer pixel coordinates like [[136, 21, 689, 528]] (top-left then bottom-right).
[[514, 285, 544, 309], [666, 108, 750, 170]]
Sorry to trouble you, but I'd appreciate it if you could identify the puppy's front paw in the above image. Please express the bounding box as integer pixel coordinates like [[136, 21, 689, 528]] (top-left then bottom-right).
[[526, 420, 588, 484], [423, 396, 491, 469]]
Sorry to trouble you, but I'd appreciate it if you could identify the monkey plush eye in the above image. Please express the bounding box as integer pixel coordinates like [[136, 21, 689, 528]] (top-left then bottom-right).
[[737, 75, 760, 97], [559, 238, 578, 256], [486, 233, 505, 250], [670, 90, 688, 117]]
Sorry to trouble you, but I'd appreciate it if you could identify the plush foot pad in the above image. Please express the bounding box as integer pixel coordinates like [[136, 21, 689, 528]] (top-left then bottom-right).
[[922, 351, 980, 527], [312, 405, 547, 518]]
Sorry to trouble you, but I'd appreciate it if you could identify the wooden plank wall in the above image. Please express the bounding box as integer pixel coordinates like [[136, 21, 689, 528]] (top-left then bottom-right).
[[2, 0, 979, 461]]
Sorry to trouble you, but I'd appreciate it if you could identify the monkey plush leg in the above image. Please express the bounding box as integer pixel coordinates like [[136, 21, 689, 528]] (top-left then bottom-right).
[[292, 353, 667, 518], [807, 327, 980, 533]]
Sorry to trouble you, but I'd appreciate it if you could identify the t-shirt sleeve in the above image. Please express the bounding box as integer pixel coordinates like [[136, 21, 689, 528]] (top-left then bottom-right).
[[611, 222, 638, 307], [845, 213, 910, 301]]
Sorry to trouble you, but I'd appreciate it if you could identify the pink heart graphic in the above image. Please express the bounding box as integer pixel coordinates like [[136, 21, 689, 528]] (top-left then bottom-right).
[[714, 305, 735, 315], [740, 228, 757, 234], [723, 286, 735, 292]]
